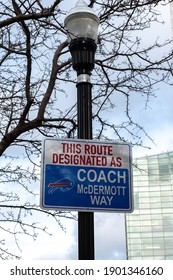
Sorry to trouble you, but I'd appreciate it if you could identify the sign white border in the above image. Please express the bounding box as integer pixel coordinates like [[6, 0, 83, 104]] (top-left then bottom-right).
[[40, 138, 133, 212]]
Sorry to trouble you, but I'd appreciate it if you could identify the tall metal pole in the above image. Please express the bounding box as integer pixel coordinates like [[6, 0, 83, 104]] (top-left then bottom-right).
[[69, 38, 97, 259], [77, 76, 94, 260]]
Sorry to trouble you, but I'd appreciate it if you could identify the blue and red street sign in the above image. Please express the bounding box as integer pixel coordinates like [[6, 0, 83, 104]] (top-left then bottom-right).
[[40, 138, 133, 212]]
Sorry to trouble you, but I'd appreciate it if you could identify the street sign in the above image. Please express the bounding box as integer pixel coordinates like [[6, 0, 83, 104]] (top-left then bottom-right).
[[40, 138, 133, 212]]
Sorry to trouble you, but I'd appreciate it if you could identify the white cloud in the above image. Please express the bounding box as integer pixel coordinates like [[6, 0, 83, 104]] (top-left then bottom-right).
[[16, 211, 127, 260], [95, 213, 127, 260], [21, 218, 77, 260], [133, 125, 173, 158]]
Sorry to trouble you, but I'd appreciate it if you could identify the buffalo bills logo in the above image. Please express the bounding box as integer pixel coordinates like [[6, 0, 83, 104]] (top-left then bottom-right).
[[48, 177, 74, 194]]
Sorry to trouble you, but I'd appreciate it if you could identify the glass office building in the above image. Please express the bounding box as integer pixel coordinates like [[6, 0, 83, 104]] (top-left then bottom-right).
[[126, 151, 173, 259]]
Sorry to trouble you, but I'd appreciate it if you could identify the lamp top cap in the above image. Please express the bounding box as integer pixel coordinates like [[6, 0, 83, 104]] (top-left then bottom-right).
[[76, 0, 87, 7], [65, 0, 99, 23]]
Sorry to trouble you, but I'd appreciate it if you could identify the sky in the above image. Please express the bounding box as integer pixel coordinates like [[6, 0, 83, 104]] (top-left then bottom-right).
[[2, 1, 173, 260]]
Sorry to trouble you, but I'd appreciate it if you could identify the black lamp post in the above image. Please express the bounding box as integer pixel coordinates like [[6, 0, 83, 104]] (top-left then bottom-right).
[[64, 0, 99, 260]]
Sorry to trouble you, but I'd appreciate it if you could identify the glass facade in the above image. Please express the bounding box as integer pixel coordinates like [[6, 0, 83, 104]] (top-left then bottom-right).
[[126, 151, 173, 260]]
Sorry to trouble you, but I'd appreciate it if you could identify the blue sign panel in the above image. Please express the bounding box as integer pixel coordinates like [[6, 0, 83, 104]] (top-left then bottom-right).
[[40, 138, 133, 212]]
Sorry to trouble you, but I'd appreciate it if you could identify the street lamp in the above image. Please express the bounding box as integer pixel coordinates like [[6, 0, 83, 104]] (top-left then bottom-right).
[[64, 0, 99, 260]]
